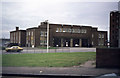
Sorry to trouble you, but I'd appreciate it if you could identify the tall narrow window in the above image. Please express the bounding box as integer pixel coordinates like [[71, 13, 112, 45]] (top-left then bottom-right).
[[59, 28, 62, 32], [31, 31, 33, 36], [92, 34, 94, 38], [29, 32, 30, 35], [19, 32, 21, 44], [40, 31, 44, 36], [68, 28, 71, 32], [99, 34, 101, 38], [102, 34, 104, 38], [63, 28, 66, 32], [56, 28, 59, 32]]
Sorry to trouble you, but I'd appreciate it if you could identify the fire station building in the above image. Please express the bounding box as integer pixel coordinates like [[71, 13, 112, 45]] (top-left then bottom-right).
[[10, 21, 107, 47]]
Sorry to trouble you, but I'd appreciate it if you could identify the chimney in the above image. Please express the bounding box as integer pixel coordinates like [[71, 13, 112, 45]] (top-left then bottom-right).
[[16, 27, 19, 31]]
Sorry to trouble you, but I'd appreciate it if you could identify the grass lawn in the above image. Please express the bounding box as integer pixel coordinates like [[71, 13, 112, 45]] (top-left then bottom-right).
[[2, 52, 96, 67]]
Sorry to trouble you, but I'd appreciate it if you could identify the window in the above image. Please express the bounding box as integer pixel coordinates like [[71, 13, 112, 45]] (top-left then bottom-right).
[[81, 29, 84, 33], [45, 32, 47, 36], [84, 29, 87, 33], [78, 29, 80, 33], [31, 40, 33, 45], [92, 34, 94, 38], [19, 32, 21, 44], [16, 32, 18, 43], [29, 32, 30, 35], [31, 37, 33, 40], [40, 40, 47, 45], [59, 28, 62, 32], [99, 34, 101, 38], [81, 29, 86, 33], [72, 29, 75, 33], [63, 28, 66, 32], [66, 28, 69, 32], [26, 37, 28, 44], [44, 40, 47, 45], [92, 41, 94, 45], [56, 28, 59, 32], [68, 28, 71, 32], [14, 33, 15, 43], [40, 31, 44, 36], [11, 33, 13, 43], [102, 34, 104, 38], [40, 40, 44, 45], [111, 13, 112, 16], [75, 29, 78, 33], [31, 31, 33, 36]]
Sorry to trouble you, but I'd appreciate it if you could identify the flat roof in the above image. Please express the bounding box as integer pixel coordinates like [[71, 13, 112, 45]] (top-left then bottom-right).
[[26, 27, 38, 30], [10, 30, 26, 33]]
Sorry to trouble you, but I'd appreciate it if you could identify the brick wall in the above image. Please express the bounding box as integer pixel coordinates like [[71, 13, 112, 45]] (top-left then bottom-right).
[[96, 48, 120, 68]]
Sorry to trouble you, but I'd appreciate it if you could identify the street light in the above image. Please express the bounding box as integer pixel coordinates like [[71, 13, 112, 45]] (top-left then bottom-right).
[[46, 20, 49, 53]]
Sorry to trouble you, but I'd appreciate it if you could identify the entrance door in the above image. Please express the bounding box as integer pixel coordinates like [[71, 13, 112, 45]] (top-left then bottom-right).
[[73, 38, 79, 47], [63, 38, 70, 47], [82, 39, 88, 47], [53, 38, 61, 47]]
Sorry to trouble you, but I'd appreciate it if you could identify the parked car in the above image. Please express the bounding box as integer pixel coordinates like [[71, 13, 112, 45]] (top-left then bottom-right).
[[5, 46, 23, 52], [7, 43, 19, 47]]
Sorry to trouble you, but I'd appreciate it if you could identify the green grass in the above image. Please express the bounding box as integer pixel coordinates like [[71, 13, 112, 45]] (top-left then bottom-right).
[[2, 52, 96, 67]]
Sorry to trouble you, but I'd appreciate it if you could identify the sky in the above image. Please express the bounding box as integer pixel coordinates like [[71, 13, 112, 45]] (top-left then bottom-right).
[[1, 0, 119, 39]]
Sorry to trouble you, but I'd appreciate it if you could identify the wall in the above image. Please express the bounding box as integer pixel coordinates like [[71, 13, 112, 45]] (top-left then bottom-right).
[[96, 48, 120, 68]]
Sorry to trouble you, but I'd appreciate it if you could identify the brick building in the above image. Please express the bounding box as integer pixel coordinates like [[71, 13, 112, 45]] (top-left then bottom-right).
[[10, 22, 107, 47], [110, 11, 120, 47], [118, 1, 120, 48], [10, 27, 26, 47], [25, 22, 107, 47], [26, 27, 40, 47]]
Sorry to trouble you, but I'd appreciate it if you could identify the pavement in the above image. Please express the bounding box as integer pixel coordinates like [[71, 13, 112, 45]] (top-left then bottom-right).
[[2, 67, 120, 77]]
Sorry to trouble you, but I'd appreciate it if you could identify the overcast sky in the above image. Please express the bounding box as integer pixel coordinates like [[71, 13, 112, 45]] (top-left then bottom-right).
[[1, 0, 119, 39]]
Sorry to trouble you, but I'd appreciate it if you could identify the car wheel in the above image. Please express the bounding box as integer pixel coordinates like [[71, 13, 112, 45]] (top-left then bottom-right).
[[6, 50, 10, 52]]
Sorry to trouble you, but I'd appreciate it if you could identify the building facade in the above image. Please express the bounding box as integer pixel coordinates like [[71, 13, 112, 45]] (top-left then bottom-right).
[[118, 1, 120, 48], [0, 38, 10, 47], [10, 22, 107, 47], [10, 27, 26, 47], [110, 11, 120, 47], [26, 27, 40, 47], [38, 22, 107, 47]]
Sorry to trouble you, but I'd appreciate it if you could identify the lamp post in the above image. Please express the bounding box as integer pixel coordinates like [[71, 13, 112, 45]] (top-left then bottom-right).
[[46, 20, 49, 53]]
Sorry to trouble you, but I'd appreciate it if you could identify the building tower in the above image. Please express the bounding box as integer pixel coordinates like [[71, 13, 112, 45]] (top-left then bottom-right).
[[118, 1, 120, 48], [110, 11, 120, 47]]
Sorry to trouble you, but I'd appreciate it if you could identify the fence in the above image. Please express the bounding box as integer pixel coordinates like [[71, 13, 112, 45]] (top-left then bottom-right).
[[22, 47, 96, 53]]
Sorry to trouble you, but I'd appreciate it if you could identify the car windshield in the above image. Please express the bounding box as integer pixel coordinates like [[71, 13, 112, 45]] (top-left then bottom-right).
[[12, 46, 18, 49]]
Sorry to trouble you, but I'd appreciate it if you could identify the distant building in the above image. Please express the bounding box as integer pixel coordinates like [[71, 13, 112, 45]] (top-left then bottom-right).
[[10, 27, 26, 47], [118, 1, 120, 11], [0, 38, 10, 47], [110, 11, 120, 47], [10, 22, 107, 47], [98, 31, 107, 46]]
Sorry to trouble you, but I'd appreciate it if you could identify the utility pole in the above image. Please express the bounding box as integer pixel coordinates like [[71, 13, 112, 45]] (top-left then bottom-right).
[[46, 20, 49, 53]]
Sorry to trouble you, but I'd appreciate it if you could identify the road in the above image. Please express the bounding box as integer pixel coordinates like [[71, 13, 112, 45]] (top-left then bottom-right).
[[2, 47, 96, 54]]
